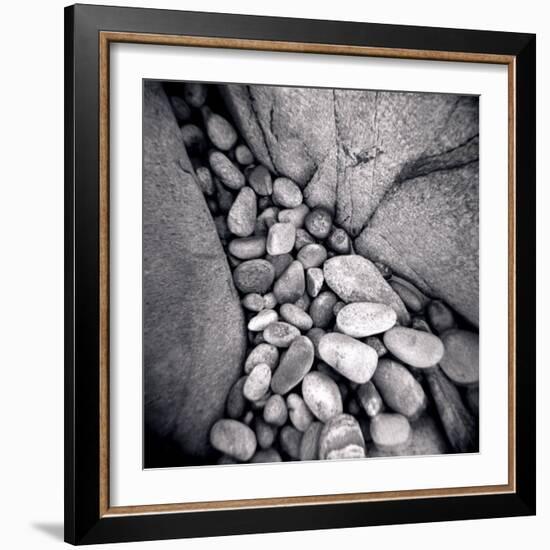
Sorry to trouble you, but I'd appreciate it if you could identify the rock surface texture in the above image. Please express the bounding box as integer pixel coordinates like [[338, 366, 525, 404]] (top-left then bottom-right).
[[143, 82, 246, 460]]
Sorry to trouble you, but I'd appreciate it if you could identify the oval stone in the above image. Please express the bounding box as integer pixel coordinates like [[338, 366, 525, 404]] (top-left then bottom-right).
[[356, 381, 384, 417], [297, 243, 328, 269], [383, 326, 445, 368], [302, 371, 343, 422], [318, 333, 378, 384], [370, 413, 412, 451], [241, 293, 264, 312], [228, 236, 266, 259], [226, 376, 247, 419], [263, 322, 300, 348], [306, 327, 325, 359], [280, 303, 313, 331], [227, 187, 257, 237], [181, 124, 206, 156], [427, 300, 456, 334], [363, 335, 387, 357], [305, 208, 333, 239], [318, 414, 366, 460], [299, 421, 323, 461], [271, 336, 314, 394], [279, 425, 302, 459], [209, 419, 257, 461], [248, 309, 278, 332], [439, 329, 479, 386], [273, 177, 303, 208], [244, 343, 279, 374], [233, 259, 275, 294], [235, 144, 254, 165], [250, 448, 282, 463], [263, 292, 277, 310], [323, 255, 409, 324], [195, 166, 215, 196], [273, 261, 305, 304], [248, 165, 273, 196], [183, 82, 207, 107], [306, 267, 324, 298], [310, 291, 338, 328], [336, 302, 397, 337], [327, 227, 351, 254], [263, 394, 288, 426], [294, 228, 316, 250], [372, 359, 427, 419], [244, 363, 272, 401], [201, 106, 237, 151], [209, 150, 245, 190], [266, 222, 296, 255], [254, 417, 277, 449], [287, 393, 314, 432], [390, 278, 427, 313]]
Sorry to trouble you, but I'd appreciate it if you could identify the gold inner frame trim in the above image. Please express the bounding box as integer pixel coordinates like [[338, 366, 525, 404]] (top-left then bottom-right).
[[98, 31, 517, 518]]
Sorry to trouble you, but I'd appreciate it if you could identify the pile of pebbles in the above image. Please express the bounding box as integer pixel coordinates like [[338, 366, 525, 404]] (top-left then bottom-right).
[[167, 82, 480, 465]]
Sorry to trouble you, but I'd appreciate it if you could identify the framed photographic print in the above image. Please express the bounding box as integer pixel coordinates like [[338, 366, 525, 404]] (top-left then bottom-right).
[[64, 3, 536, 545]]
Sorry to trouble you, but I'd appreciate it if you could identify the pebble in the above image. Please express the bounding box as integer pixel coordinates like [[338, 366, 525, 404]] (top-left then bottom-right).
[[226, 376, 247, 419], [263, 292, 277, 309], [210, 419, 257, 461], [254, 417, 277, 449], [227, 187, 257, 237], [287, 393, 314, 432], [319, 414, 366, 460], [306, 268, 324, 298], [278, 204, 310, 228], [209, 150, 245, 190], [299, 421, 323, 461], [250, 448, 282, 463], [195, 166, 215, 196], [306, 327, 325, 358], [242, 410, 254, 426], [319, 332, 378, 384], [383, 326, 445, 368], [412, 317, 432, 333], [427, 300, 456, 333], [390, 278, 427, 313], [305, 208, 333, 239], [170, 95, 191, 121], [183, 82, 207, 107], [309, 291, 338, 328], [370, 413, 412, 451], [327, 227, 351, 254], [233, 259, 275, 294], [297, 244, 327, 269], [263, 394, 288, 426], [363, 336, 387, 357], [242, 293, 264, 312], [263, 322, 300, 347], [271, 336, 314, 394], [294, 229, 316, 250], [244, 343, 279, 373], [267, 223, 296, 255], [356, 381, 384, 417], [280, 303, 313, 331], [266, 253, 293, 278], [252, 333, 265, 346], [372, 359, 427, 419], [302, 371, 343, 422], [336, 302, 397, 338], [273, 177, 303, 208], [201, 106, 237, 151], [273, 261, 305, 304], [243, 363, 272, 401], [323, 255, 409, 324], [181, 124, 206, 155], [279, 426, 303, 459], [439, 329, 479, 386], [248, 165, 273, 196], [248, 309, 278, 331], [333, 301, 346, 316], [235, 144, 254, 165], [215, 178, 235, 213], [256, 207, 280, 235], [228, 236, 266, 259]]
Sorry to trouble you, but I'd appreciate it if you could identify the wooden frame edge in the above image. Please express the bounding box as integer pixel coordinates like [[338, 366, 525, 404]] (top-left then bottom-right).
[[98, 31, 517, 518]]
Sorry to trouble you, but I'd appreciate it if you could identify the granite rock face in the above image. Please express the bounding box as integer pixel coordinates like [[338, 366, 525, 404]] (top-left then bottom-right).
[[221, 84, 479, 326], [143, 82, 246, 459]]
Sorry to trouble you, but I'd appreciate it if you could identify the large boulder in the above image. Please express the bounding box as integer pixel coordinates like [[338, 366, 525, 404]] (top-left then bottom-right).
[[143, 82, 246, 460]]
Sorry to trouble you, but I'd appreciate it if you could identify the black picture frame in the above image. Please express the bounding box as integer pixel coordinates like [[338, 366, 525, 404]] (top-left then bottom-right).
[[65, 3, 536, 545]]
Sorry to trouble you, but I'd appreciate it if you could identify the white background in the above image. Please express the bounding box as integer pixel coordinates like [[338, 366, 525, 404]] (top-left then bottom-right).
[[0, 0, 547, 548], [111, 44, 509, 506]]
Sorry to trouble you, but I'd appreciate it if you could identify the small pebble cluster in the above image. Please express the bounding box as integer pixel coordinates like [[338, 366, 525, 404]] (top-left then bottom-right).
[[168, 82, 480, 465]]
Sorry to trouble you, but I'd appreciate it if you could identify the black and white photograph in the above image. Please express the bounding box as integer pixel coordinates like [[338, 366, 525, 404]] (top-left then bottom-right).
[[143, 79, 480, 468]]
